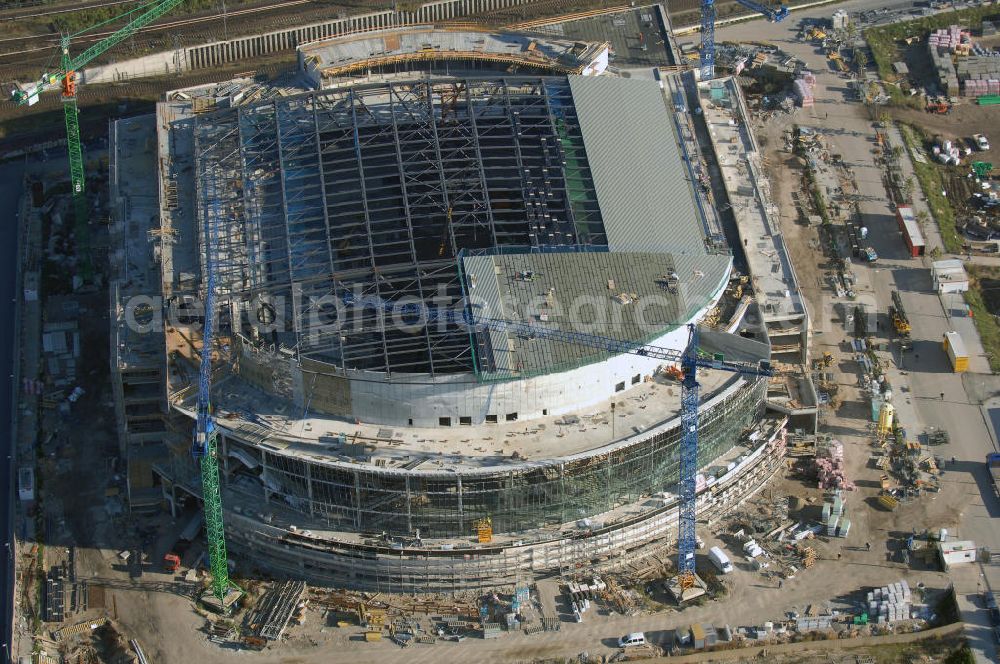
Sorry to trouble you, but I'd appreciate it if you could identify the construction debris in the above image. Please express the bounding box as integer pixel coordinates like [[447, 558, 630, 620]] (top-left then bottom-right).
[[813, 439, 855, 491], [247, 580, 306, 641]]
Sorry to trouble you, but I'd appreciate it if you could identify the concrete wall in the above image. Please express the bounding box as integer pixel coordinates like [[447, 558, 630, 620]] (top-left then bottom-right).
[[654, 621, 964, 663], [82, 0, 536, 84], [237, 267, 729, 427]]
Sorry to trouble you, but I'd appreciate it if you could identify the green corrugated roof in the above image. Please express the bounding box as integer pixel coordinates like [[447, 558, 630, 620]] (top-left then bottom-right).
[[463, 250, 731, 379], [568, 76, 708, 256]]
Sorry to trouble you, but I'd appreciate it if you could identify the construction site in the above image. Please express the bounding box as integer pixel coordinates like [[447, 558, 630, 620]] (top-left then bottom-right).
[[5, 0, 997, 663]]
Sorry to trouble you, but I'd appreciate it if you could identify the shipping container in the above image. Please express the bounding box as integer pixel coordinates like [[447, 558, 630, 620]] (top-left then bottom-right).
[[943, 331, 969, 372], [895, 206, 925, 257]]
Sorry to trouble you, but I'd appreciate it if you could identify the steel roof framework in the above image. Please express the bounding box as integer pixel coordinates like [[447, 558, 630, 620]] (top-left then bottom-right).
[[194, 76, 604, 375]]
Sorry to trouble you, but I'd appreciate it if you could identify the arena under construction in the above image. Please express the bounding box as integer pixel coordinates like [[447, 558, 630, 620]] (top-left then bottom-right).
[[109, 23, 795, 592]]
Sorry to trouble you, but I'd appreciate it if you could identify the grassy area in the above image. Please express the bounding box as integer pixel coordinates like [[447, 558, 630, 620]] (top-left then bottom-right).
[[944, 644, 977, 664], [899, 124, 962, 253], [865, 5, 1000, 82], [884, 83, 925, 110], [965, 265, 1000, 374]]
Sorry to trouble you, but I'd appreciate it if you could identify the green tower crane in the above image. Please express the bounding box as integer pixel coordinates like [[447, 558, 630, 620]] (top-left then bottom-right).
[[10, 0, 188, 278], [12, 0, 238, 608]]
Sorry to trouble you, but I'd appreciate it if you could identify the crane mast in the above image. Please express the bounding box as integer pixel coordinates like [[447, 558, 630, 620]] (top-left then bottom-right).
[[341, 293, 772, 587], [191, 164, 234, 606], [12, 0, 188, 278]]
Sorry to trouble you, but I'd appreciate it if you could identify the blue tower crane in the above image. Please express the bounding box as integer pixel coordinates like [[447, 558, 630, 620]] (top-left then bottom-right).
[[700, 0, 789, 80], [339, 292, 773, 588], [190, 168, 235, 607]]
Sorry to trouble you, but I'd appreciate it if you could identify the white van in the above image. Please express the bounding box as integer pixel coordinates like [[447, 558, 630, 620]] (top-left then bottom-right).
[[618, 632, 646, 648], [709, 546, 734, 574]]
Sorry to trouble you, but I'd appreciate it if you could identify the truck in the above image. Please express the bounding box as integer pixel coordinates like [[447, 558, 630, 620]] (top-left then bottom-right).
[[943, 331, 969, 372], [889, 291, 913, 351], [987, 453, 1000, 496], [709, 546, 734, 574], [974, 133, 991, 151]]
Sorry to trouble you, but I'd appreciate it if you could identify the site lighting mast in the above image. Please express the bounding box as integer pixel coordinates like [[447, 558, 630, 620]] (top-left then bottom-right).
[[9, 0, 188, 276], [700, 0, 790, 80]]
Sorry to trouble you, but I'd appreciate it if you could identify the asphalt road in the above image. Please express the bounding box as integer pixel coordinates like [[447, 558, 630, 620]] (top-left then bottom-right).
[[711, 5, 1000, 661], [0, 160, 24, 664]]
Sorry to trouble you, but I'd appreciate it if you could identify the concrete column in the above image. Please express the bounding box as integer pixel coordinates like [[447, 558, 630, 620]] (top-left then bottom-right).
[[306, 463, 314, 517]]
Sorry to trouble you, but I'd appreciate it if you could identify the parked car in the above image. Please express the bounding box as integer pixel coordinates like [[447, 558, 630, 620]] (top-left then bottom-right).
[[618, 632, 646, 648], [974, 133, 991, 151]]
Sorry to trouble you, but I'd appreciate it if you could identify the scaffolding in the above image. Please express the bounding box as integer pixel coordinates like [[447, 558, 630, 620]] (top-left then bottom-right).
[[219, 379, 766, 539], [192, 77, 604, 375]]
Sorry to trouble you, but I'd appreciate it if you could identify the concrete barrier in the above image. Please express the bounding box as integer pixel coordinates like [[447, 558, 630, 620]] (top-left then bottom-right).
[[83, 0, 536, 84]]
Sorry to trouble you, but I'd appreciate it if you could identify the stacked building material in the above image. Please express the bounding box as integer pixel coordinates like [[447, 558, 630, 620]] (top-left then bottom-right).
[[793, 71, 815, 107], [956, 56, 1000, 97], [928, 33, 961, 96], [820, 491, 851, 536], [929, 26, 971, 54], [867, 580, 912, 624], [813, 440, 855, 491]]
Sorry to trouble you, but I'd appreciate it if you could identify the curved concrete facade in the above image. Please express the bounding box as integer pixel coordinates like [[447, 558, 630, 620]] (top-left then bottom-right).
[[159, 412, 786, 592], [235, 265, 729, 428]]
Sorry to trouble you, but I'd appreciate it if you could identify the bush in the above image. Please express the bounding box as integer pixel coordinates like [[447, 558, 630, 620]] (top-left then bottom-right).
[[964, 266, 1000, 373], [944, 644, 976, 664], [899, 124, 961, 252], [865, 6, 1000, 86]]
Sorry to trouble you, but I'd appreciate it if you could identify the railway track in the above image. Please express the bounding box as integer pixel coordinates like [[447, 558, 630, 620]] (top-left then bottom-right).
[[0, 0, 698, 84], [1, 0, 144, 21], [0, 0, 316, 63], [0, 0, 391, 78]]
